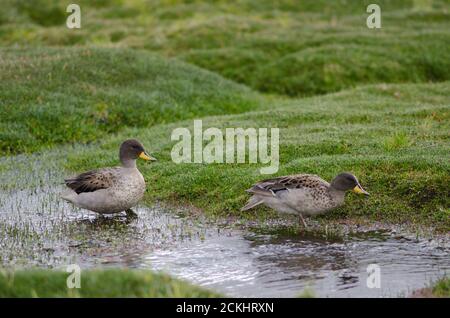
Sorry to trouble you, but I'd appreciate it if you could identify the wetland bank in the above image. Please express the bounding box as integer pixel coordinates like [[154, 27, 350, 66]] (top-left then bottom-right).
[[0, 149, 448, 297], [0, 74, 448, 298], [0, 0, 449, 297]]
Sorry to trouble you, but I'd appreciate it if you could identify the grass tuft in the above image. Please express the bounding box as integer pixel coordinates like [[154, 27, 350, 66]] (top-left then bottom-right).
[[0, 269, 220, 297], [0, 47, 264, 154]]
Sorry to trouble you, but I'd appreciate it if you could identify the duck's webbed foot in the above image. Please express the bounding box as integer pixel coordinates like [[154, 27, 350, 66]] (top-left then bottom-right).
[[125, 208, 138, 218], [298, 214, 308, 229]]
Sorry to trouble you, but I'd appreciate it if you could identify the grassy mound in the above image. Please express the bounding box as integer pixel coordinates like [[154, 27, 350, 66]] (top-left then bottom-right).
[[0, 269, 219, 297], [1, 0, 449, 96], [0, 47, 263, 154], [65, 82, 450, 231], [1, 0, 448, 298], [0, 1, 448, 230]]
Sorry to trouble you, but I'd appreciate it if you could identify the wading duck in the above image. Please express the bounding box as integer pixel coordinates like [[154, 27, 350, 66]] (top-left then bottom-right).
[[241, 172, 369, 227], [61, 139, 156, 216]]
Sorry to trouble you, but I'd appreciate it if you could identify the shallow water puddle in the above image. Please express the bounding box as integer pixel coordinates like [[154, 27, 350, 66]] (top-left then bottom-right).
[[0, 185, 207, 268], [0, 156, 448, 297], [150, 230, 450, 297]]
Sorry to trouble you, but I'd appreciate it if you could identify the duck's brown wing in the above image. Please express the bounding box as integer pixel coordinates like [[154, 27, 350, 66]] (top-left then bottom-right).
[[64, 167, 119, 194], [245, 174, 326, 196]]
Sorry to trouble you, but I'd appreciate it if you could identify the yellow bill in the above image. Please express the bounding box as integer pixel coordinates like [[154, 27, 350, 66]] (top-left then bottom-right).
[[139, 151, 157, 161], [353, 184, 370, 196]]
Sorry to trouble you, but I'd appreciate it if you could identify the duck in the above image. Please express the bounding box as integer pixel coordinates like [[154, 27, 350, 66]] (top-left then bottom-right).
[[61, 139, 156, 216], [241, 172, 369, 227]]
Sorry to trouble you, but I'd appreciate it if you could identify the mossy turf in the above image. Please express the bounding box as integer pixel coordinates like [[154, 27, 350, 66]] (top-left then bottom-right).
[[0, 0, 449, 297], [0, 269, 219, 297], [62, 82, 450, 232], [1, 0, 449, 96], [0, 47, 263, 154], [0, 1, 449, 230]]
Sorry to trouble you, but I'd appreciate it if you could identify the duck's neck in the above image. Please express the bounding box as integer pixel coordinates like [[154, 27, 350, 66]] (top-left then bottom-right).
[[328, 187, 346, 207], [121, 159, 137, 168]]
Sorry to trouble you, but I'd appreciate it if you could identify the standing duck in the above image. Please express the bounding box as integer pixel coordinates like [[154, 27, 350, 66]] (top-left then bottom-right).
[[241, 172, 369, 227], [61, 139, 156, 215]]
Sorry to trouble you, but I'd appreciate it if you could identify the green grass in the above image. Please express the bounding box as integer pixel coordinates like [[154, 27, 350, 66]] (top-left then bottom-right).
[[0, 1, 448, 232], [63, 82, 450, 232], [412, 276, 450, 297], [0, 0, 449, 298], [1, 0, 449, 96], [1, 1, 449, 153], [0, 47, 263, 154], [432, 277, 450, 297], [0, 269, 220, 297]]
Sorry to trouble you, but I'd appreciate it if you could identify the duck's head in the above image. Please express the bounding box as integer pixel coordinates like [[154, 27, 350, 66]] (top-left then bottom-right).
[[330, 172, 369, 196], [119, 139, 156, 166]]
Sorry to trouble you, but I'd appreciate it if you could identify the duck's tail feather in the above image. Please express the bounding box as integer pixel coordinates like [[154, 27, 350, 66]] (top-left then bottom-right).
[[241, 196, 263, 211]]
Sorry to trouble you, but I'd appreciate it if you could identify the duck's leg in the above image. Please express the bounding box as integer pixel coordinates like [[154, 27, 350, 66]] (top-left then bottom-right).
[[125, 208, 138, 218], [299, 214, 308, 229]]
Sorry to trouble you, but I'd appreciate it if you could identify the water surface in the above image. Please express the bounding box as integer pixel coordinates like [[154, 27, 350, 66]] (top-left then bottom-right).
[[0, 155, 448, 297]]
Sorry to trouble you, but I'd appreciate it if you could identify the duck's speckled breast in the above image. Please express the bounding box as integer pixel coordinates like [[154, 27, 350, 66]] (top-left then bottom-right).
[[110, 168, 146, 209]]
